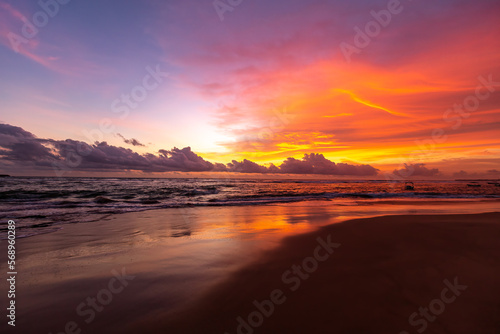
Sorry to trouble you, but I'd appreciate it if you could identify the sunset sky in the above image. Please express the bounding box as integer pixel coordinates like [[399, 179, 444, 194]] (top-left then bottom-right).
[[1, 0, 499, 177]]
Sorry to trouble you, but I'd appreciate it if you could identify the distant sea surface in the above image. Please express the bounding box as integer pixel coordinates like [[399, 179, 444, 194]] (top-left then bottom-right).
[[1, 177, 499, 238]]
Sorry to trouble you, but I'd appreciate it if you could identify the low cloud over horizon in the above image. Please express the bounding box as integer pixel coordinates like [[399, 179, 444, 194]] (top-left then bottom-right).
[[393, 163, 441, 178], [0, 123, 380, 177], [1, 123, 497, 179]]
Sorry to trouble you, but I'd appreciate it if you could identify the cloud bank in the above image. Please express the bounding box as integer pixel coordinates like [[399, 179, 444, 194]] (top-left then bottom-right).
[[0, 123, 379, 176], [393, 163, 441, 177]]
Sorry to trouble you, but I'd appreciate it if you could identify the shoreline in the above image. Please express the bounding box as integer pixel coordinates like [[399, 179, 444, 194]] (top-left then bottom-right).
[[4, 197, 500, 240]]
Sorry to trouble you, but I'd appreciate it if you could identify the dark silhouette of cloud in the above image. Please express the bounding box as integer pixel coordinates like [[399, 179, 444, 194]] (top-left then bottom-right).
[[0, 123, 57, 163], [154, 147, 215, 172], [393, 163, 440, 177], [117, 133, 146, 147], [279, 153, 378, 176], [0, 123, 379, 176], [0, 124, 214, 173], [227, 159, 270, 173]]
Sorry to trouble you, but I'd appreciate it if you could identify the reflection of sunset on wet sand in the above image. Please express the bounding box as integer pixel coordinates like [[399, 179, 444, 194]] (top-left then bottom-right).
[[7, 199, 500, 332]]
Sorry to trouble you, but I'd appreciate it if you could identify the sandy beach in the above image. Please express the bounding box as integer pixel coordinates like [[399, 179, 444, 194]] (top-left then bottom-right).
[[2, 201, 499, 334], [157, 212, 500, 334]]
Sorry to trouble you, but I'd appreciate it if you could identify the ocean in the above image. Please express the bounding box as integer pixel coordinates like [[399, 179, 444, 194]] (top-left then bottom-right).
[[1, 177, 499, 239]]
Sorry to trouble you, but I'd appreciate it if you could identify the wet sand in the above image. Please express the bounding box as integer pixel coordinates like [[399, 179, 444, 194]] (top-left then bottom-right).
[[151, 212, 500, 334], [2, 203, 327, 333], [2, 204, 500, 333]]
